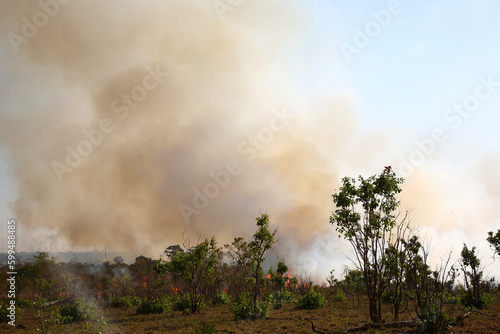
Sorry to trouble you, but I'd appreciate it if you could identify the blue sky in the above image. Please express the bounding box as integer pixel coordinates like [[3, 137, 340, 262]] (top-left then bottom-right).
[[303, 0, 500, 135]]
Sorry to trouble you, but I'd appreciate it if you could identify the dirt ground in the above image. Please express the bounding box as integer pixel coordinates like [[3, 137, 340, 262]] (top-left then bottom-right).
[[2, 296, 500, 333]]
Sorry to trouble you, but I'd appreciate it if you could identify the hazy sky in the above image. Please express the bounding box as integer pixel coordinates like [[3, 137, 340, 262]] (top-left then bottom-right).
[[0, 0, 499, 280]]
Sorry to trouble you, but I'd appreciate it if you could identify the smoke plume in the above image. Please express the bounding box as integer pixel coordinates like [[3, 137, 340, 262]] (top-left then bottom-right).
[[0, 0, 356, 275]]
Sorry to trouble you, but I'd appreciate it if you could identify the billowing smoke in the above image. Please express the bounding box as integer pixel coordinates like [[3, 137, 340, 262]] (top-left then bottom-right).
[[0, 0, 356, 277]]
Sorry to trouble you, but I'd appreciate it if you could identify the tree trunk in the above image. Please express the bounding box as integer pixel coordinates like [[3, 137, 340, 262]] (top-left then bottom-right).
[[253, 264, 260, 311]]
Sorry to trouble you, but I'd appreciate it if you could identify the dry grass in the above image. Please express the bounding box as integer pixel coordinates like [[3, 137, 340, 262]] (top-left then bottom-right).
[[2, 296, 500, 333]]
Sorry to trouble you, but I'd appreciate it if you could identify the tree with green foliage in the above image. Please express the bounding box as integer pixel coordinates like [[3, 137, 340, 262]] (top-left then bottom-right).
[[382, 216, 413, 321], [130, 256, 156, 299], [342, 268, 364, 308], [164, 245, 183, 260], [325, 269, 347, 302], [267, 261, 293, 309], [249, 214, 277, 312], [224, 237, 254, 300], [330, 166, 403, 323], [487, 229, 500, 258], [405, 236, 458, 332], [326, 269, 338, 288], [156, 237, 222, 314], [24, 252, 57, 299], [269, 261, 288, 292], [383, 243, 407, 320], [403, 236, 430, 316], [460, 244, 491, 309]]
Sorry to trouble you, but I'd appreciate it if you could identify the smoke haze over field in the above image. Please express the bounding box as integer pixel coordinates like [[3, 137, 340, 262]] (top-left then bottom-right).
[[0, 0, 352, 274], [1, 0, 500, 280]]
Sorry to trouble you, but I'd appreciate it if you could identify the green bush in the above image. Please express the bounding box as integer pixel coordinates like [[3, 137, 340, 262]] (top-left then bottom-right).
[[330, 289, 346, 302], [418, 304, 455, 333], [192, 322, 216, 334], [295, 290, 327, 310], [212, 292, 230, 305], [459, 293, 492, 310], [173, 294, 190, 312], [172, 293, 205, 313], [17, 298, 33, 308], [231, 294, 270, 320], [1, 303, 23, 323], [135, 299, 171, 314], [443, 292, 459, 305], [109, 295, 141, 308], [265, 290, 294, 309], [59, 298, 98, 323]]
